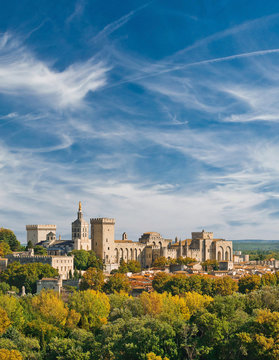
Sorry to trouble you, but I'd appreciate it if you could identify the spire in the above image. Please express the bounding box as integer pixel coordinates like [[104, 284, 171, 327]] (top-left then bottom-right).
[[78, 201, 83, 220]]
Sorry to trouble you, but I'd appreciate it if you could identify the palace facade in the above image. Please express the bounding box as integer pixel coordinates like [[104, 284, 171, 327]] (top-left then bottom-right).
[[26, 203, 233, 271]]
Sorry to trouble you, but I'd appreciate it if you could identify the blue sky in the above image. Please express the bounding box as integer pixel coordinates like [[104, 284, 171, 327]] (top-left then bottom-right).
[[2, 0, 279, 242]]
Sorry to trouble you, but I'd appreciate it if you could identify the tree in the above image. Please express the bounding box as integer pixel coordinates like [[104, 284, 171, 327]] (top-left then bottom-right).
[[26, 241, 33, 249], [25, 319, 60, 348], [69, 290, 110, 331], [71, 250, 89, 270], [87, 251, 103, 270], [0, 262, 59, 294], [0, 228, 21, 251], [118, 259, 129, 273], [0, 307, 10, 335], [104, 273, 131, 294], [0, 294, 24, 329], [184, 291, 213, 316], [32, 290, 69, 327], [176, 257, 196, 265], [236, 309, 279, 359], [152, 272, 171, 293], [152, 257, 168, 268], [0, 327, 41, 360], [79, 267, 104, 291], [238, 275, 261, 293], [70, 250, 103, 271], [46, 337, 90, 360], [95, 317, 178, 360], [139, 291, 211, 323], [0, 349, 22, 360], [147, 352, 169, 360], [127, 260, 141, 273], [201, 260, 219, 271], [34, 245, 47, 255], [212, 276, 238, 296], [0, 242, 11, 257]]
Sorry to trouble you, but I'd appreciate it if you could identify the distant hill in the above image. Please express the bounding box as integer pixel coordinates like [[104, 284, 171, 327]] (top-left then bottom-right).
[[232, 240, 279, 251]]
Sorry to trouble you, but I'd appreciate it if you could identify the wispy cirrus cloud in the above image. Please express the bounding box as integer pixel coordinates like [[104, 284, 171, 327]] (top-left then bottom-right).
[[91, 2, 152, 43], [0, 32, 109, 109]]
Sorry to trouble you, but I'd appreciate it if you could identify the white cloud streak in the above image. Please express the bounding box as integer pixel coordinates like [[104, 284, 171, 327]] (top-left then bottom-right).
[[0, 33, 109, 109], [91, 2, 152, 43]]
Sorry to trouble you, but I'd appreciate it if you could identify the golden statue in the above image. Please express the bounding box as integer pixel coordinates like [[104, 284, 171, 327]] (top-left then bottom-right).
[[79, 201, 82, 211]]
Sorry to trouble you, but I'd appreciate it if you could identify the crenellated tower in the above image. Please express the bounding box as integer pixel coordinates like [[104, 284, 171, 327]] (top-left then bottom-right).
[[90, 218, 115, 263]]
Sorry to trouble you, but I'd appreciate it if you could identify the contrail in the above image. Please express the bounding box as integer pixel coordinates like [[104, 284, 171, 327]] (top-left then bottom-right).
[[106, 47, 279, 89], [91, 1, 153, 43]]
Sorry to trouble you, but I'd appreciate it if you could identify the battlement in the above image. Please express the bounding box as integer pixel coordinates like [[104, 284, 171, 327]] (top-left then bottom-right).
[[90, 218, 115, 224], [192, 230, 213, 240], [26, 225, 56, 230]]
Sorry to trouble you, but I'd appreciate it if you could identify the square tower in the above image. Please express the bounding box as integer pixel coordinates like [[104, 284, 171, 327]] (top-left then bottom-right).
[[90, 218, 115, 263], [26, 225, 56, 246]]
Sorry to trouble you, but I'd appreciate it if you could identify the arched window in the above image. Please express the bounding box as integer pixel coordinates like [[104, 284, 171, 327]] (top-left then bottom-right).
[[115, 248, 119, 263]]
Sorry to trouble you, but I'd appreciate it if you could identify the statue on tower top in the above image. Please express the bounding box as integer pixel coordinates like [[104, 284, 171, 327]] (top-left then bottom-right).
[[79, 201, 82, 212]]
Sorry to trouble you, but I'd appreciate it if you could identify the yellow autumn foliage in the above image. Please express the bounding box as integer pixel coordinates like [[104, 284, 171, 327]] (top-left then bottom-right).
[[69, 289, 110, 330], [184, 291, 213, 316], [140, 291, 212, 322], [256, 309, 279, 334], [0, 307, 10, 335], [146, 352, 169, 360], [32, 290, 68, 327], [0, 349, 22, 360]]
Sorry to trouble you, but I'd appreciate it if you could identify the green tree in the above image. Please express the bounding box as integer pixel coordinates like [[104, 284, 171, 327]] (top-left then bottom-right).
[[152, 272, 171, 293], [94, 317, 178, 360], [1, 327, 41, 360], [127, 260, 141, 273], [0, 228, 21, 251], [70, 250, 102, 270], [118, 259, 129, 273], [26, 241, 33, 250], [104, 273, 131, 294], [0, 262, 59, 294], [33, 245, 47, 255], [46, 337, 90, 360], [71, 250, 89, 270], [87, 251, 103, 270]]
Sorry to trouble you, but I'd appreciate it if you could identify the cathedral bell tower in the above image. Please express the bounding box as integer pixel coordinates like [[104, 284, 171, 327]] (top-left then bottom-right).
[[72, 202, 91, 251]]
